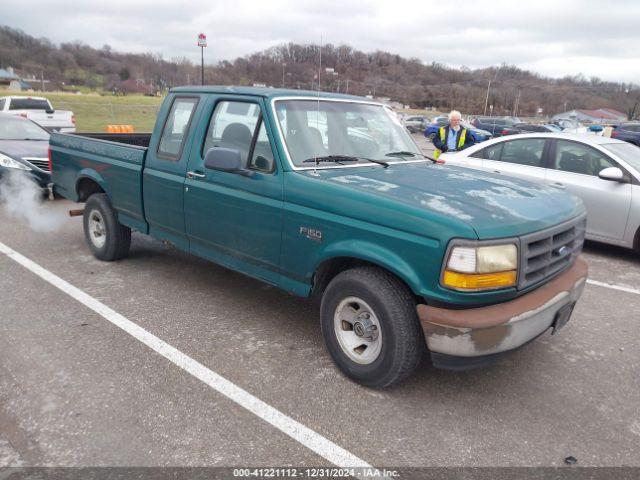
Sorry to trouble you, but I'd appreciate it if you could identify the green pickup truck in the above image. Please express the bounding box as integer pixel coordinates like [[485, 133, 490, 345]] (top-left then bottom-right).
[[50, 86, 588, 387]]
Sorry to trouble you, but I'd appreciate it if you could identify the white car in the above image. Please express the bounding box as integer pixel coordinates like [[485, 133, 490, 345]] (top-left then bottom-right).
[[0, 96, 76, 133], [443, 133, 640, 252]]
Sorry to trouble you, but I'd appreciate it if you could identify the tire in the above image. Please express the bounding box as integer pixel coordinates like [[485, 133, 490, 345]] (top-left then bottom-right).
[[83, 193, 131, 261], [320, 266, 424, 388]]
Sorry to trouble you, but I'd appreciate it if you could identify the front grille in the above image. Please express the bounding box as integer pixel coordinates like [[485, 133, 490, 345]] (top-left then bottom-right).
[[23, 157, 50, 171], [518, 214, 586, 290]]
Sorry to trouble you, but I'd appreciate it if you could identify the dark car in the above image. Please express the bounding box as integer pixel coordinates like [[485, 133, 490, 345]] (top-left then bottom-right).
[[611, 123, 640, 146], [471, 117, 522, 136], [424, 116, 492, 143], [0, 113, 51, 190], [516, 124, 558, 133], [402, 115, 430, 133]]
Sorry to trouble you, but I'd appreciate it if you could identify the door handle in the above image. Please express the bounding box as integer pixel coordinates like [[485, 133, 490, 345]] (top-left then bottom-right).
[[186, 171, 205, 179], [492, 170, 501, 174], [551, 182, 566, 189]]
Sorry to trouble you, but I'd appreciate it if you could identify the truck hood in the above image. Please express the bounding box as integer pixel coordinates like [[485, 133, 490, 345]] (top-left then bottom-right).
[[304, 162, 584, 239]]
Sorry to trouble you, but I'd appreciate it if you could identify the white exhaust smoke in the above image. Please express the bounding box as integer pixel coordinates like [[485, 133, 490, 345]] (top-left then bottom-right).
[[0, 171, 67, 233]]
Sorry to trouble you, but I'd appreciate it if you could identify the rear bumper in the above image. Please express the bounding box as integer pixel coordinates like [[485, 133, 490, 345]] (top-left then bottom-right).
[[417, 257, 588, 368]]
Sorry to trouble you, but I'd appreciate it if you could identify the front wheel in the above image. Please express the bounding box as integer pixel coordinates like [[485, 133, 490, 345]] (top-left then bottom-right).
[[83, 193, 131, 261], [320, 267, 425, 388]]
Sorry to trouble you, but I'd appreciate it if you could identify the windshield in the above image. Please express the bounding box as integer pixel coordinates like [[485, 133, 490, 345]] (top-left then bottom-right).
[[602, 143, 640, 173], [0, 115, 50, 140], [274, 99, 422, 167]]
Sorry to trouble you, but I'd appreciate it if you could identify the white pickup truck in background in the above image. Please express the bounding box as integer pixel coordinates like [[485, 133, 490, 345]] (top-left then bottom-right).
[[0, 96, 76, 132]]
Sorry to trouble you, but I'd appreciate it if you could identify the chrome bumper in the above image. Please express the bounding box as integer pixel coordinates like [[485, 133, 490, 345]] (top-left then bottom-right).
[[417, 257, 588, 358]]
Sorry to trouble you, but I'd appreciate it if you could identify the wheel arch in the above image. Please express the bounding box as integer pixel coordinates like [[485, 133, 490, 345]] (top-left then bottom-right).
[[75, 170, 108, 202], [311, 252, 421, 304]]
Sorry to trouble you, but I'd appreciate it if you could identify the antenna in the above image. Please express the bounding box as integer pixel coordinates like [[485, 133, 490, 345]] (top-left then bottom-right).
[[313, 35, 323, 173]]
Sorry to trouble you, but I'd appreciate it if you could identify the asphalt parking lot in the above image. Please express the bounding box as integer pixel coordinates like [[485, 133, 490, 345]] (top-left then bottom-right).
[[1, 148, 639, 473]]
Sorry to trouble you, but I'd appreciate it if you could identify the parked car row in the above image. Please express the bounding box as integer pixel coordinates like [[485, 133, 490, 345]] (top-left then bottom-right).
[[425, 116, 493, 142], [0, 95, 75, 133]]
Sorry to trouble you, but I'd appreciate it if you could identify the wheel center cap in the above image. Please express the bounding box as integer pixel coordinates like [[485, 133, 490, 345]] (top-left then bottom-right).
[[353, 314, 378, 342]]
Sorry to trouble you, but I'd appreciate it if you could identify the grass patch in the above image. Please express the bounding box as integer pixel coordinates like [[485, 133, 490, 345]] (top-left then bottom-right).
[[0, 89, 165, 132]]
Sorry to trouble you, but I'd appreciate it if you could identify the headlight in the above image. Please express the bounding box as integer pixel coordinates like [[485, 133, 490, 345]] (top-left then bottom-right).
[[0, 153, 31, 171], [442, 243, 518, 291]]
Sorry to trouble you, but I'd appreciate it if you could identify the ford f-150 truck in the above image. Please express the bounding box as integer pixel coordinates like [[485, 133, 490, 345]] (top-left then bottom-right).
[[50, 86, 588, 388]]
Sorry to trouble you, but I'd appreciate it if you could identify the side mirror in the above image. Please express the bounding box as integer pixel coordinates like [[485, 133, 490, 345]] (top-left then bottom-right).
[[598, 167, 625, 182], [203, 147, 252, 176]]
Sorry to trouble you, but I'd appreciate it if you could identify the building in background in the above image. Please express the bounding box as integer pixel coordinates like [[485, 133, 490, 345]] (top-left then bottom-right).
[[0, 67, 21, 90], [552, 108, 627, 124]]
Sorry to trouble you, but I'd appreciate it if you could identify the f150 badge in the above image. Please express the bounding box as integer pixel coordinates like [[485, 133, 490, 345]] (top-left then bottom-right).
[[299, 226, 323, 242]]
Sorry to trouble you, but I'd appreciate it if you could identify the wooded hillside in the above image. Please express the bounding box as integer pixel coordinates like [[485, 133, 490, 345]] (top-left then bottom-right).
[[1, 25, 638, 118]]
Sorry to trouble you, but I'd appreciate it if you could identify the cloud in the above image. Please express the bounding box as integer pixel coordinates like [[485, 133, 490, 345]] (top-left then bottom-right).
[[2, 0, 640, 82]]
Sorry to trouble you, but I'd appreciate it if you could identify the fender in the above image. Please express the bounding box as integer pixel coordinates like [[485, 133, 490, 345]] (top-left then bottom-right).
[[312, 239, 424, 296]]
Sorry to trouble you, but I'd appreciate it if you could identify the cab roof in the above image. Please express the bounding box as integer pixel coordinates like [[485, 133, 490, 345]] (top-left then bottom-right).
[[169, 85, 375, 103]]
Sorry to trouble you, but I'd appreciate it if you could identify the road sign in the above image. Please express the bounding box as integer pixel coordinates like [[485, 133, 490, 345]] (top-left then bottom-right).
[[197, 33, 207, 47]]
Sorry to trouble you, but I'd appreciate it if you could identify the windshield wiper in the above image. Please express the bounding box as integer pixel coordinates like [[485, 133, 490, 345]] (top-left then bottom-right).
[[303, 155, 389, 168], [385, 151, 439, 163], [385, 151, 419, 157], [303, 155, 359, 165]]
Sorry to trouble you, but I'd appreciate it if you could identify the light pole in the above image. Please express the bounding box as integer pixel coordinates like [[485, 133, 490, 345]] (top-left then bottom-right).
[[197, 33, 207, 85], [282, 63, 286, 88]]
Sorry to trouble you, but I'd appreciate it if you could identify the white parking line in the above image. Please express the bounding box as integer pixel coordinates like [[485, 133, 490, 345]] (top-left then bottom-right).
[[587, 279, 640, 296], [0, 241, 373, 470]]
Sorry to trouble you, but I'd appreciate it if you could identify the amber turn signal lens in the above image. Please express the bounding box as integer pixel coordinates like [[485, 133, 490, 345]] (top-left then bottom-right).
[[443, 270, 517, 290]]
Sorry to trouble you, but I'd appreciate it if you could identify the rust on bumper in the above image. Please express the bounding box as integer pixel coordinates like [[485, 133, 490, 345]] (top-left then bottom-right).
[[417, 256, 588, 358]]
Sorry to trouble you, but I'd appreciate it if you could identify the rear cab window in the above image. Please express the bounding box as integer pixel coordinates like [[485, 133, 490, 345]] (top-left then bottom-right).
[[8, 98, 51, 110]]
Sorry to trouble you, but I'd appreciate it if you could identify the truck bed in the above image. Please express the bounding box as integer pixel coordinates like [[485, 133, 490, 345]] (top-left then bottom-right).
[[50, 132, 150, 233]]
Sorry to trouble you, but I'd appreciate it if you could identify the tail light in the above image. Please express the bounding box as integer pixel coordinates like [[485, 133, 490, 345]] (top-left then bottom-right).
[[19, 113, 28, 118], [611, 130, 619, 138], [71, 115, 76, 125], [501, 129, 509, 135], [48, 147, 53, 172]]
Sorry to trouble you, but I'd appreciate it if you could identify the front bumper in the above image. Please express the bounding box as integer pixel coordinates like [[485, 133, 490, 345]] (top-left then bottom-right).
[[417, 257, 588, 369]]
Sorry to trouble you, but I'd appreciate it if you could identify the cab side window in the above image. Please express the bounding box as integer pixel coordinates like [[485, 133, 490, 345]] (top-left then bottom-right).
[[158, 97, 198, 160], [551, 140, 617, 176], [249, 121, 275, 173], [0, 99, 5, 110], [203, 100, 275, 173]]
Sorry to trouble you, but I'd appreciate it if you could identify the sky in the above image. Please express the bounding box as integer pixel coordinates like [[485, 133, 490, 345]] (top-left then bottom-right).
[[3, 0, 640, 83]]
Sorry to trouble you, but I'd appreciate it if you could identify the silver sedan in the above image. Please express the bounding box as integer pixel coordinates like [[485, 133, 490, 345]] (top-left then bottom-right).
[[443, 133, 640, 252]]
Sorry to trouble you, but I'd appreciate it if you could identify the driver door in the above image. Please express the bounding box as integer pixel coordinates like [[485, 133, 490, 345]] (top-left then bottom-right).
[[184, 96, 284, 285]]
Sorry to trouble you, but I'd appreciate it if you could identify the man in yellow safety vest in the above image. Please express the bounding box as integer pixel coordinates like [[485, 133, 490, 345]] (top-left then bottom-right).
[[432, 110, 474, 160]]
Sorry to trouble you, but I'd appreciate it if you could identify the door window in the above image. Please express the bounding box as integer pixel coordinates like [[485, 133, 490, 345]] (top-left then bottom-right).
[[158, 97, 198, 160], [500, 138, 546, 167], [203, 101, 261, 163], [474, 142, 503, 160], [249, 121, 275, 173], [551, 140, 617, 176]]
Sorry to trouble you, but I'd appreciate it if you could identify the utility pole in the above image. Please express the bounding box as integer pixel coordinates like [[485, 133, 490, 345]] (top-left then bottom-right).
[[483, 80, 491, 116], [282, 63, 286, 88], [345, 78, 349, 94], [197, 33, 207, 85]]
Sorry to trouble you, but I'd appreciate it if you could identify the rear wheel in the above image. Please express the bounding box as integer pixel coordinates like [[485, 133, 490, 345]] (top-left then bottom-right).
[[83, 193, 131, 261], [320, 266, 424, 388]]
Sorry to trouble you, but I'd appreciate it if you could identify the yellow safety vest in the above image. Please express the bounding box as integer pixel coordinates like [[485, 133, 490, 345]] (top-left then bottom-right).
[[434, 127, 467, 160]]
